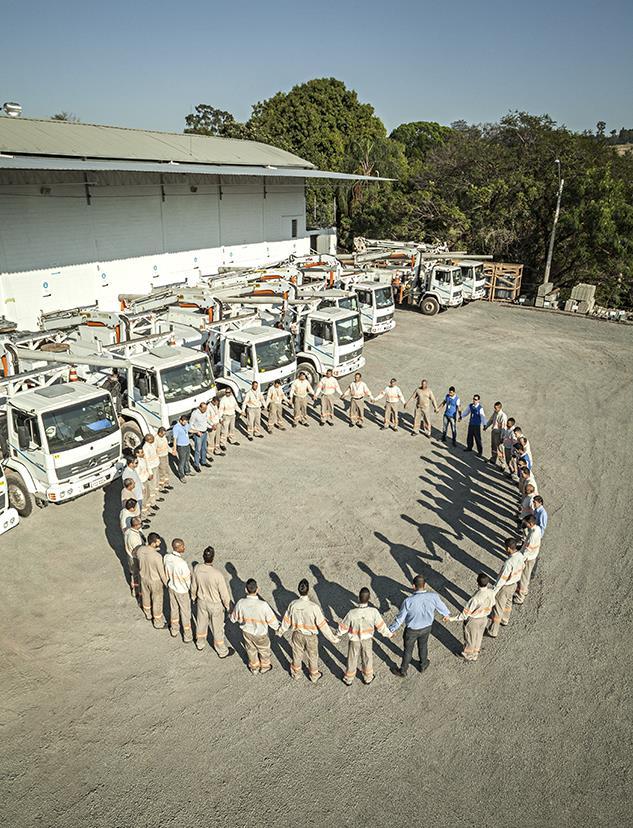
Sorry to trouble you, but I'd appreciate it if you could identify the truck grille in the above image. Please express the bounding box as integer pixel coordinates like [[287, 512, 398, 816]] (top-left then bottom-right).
[[55, 445, 120, 481], [379, 311, 394, 321], [343, 347, 363, 363]]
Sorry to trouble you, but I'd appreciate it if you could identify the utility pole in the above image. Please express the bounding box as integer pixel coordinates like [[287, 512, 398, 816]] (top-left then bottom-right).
[[543, 159, 564, 284]]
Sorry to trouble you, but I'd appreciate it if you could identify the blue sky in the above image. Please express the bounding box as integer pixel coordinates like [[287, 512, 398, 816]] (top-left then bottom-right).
[[3, 0, 632, 134]]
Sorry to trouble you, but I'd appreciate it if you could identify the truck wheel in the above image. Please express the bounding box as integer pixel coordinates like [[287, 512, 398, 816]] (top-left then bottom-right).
[[420, 296, 440, 316], [121, 422, 143, 451], [296, 362, 320, 388], [6, 474, 34, 517]]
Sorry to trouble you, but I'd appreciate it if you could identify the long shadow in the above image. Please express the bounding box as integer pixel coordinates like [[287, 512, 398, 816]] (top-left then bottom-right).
[[401, 516, 499, 579], [103, 480, 129, 588], [374, 530, 469, 606], [224, 561, 248, 664], [268, 571, 297, 671], [307, 565, 354, 672]]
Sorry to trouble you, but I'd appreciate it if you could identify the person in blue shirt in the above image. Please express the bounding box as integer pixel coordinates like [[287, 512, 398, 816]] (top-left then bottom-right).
[[171, 415, 191, 482], [389, 575, 450, 677], [532, 496, 548, 534], [439, 386, 462, 446], [461, 394, 486, 455]]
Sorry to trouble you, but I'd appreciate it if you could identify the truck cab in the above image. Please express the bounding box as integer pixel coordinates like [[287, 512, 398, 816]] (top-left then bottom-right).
[[408, 263, 464, 315], [351, 281, 396, 335], [211, 326, 296, 403], [1, 381, 121, 517], [295, 307, 365, 386], [457, 261, 487, 302], [315, 289, 360, 314], [114, 346, 217, 449]]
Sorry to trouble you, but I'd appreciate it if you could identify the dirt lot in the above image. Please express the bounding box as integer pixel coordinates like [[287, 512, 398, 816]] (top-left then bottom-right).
[[2, 303, 632, 828]]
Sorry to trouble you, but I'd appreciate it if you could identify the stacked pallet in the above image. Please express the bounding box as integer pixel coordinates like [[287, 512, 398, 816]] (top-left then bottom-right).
[[483, 263, 523, 302], [564, 283, 596, 314], [535, 282, 560, 308]]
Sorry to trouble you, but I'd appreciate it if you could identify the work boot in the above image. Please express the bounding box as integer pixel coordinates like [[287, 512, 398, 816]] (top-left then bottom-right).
[[153, 619, 165, 629], [310, 672, 324, 684], [170, 627, 179, 638], [327, 421, 334, 427], [195, 641, 206, 651]]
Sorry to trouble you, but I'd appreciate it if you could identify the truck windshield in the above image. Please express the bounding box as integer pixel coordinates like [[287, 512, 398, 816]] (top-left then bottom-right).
[[338, 295, 359, 311], [42, 394, 118, 453], [160, 357, 213, 404], [255, 335, 295, 373], [374, 287, 394, 308], [336, 315, 362, 345], [452, 269, 464, 286]]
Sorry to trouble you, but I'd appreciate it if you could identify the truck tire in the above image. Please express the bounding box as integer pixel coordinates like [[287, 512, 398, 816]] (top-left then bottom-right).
[[6, 473, 34, 517], [121, 421, 143, 451], [420, 296, 440, 316], [296, 362, 320, 389]]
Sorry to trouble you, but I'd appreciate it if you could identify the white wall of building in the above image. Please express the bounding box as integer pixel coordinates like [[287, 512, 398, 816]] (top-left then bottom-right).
[[0, 175, 308, 329]]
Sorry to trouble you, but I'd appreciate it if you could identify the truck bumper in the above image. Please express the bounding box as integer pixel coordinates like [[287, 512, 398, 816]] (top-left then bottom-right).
[[333, 355, 366, 378], [46, 465, 120, 503], [370, 318, 396, 334], [0, 507, 19, 535]]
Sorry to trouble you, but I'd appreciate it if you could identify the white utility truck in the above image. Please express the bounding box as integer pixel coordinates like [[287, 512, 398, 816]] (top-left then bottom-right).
[[0, 364, 122, 517]]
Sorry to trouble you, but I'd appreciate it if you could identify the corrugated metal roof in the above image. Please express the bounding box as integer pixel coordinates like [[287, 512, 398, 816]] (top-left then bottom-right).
[[0, 154, 392, 182], [0, 117, 314, 168]]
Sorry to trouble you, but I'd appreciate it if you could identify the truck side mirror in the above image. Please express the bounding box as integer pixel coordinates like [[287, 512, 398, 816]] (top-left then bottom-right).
[[17, 424, 30, 451]]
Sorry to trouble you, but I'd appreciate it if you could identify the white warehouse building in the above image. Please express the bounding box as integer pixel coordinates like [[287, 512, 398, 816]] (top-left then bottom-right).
[[0, 118, 376, 329]]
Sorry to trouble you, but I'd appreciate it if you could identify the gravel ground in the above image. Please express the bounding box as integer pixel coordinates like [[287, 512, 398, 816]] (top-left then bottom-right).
[[2, 303, 632, 828]]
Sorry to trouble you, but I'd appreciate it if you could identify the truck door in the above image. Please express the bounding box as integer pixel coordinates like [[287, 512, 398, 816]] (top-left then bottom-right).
[[308, 320, 333, 363], [131, 368, 162, 426], [228, 341, 252, 388], [355, 289, 374, 330], [10, 408, 46, 481]]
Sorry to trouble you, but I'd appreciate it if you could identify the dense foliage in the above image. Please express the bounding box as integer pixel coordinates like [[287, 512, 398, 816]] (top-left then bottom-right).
[[185, 79, 633, 307]]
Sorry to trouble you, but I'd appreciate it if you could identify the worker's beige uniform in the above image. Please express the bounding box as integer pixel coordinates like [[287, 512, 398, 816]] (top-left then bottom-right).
[[119, 504, 140, 533], [514, 525, 542, 604], [409, 387, 438, 435], [164, 551, 192, 642], [290, 378, 314, 424], [449, 586, 495, 661], [143, 441, 160, 504], [266, 385, 288, 431], [278, 595, 338, 681], [123, 525, 143, 595], [241, 388, 266, 437], [342, 380, 373, 425], [219, 394, 239, 446], [206, 403, 223, 455], [486, 409, 508, 463], [155, 434, 170, 486], [338, 603, 391, 684], [314, 376, 342, 423], [487, 551, 525, 637], [375, 385, 406, 430], [230, 595, 280, 673], [137, 544, 167, 627], [191, 562, 231, 655]]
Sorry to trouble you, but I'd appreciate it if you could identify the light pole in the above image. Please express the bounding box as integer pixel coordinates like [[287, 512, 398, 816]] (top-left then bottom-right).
[[543, 158, 564, 285]]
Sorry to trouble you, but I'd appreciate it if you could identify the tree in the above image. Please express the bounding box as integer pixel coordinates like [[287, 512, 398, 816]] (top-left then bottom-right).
[[389, 121, 451, 164], [51, 112, 80, 122], [184, 104, 247, 138]]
